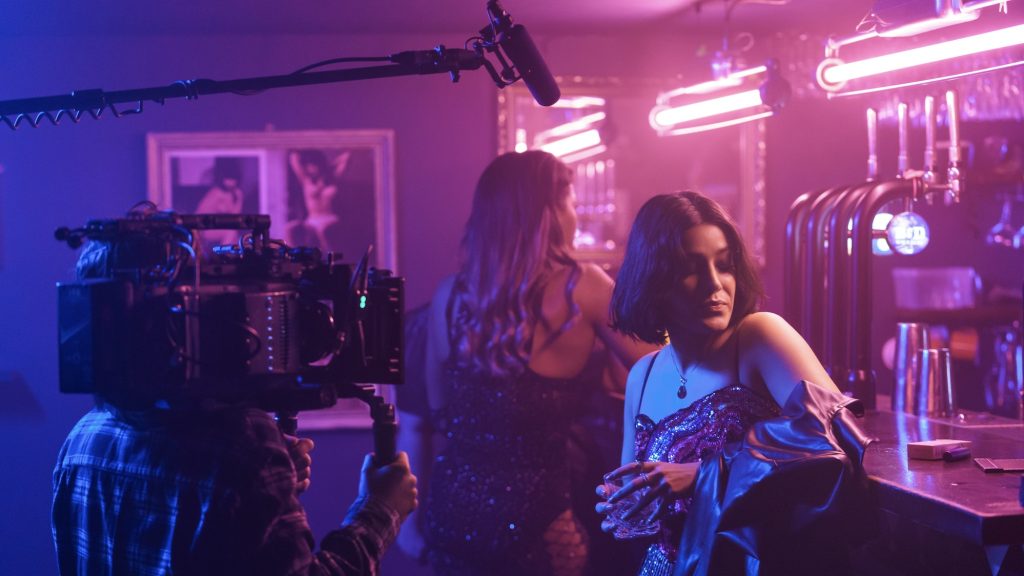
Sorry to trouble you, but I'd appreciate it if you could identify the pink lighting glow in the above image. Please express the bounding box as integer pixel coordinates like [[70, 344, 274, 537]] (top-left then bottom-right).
[[539, 112, 606, 139], [539, 128, 602, 158], [820, 23, 1024, 89], [649, 89, 764, 130], [657, 65, 768, 99]]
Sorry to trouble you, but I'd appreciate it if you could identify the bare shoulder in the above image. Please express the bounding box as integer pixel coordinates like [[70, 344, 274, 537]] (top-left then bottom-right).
[[570, 262, 614, 312], [573, 261, 614, 289], [428, 275, 457, 340], [737, 311, 796, 340], [625, 350, 659, 398], [628, 348, 660, 377], [431, 274, 456, 308], [737, 311, 838, 393], [735, 311, 808, 357]]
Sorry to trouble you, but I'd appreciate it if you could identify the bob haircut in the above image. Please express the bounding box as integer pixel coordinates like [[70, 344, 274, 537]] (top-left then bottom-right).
[[611, 191, 763, 344]]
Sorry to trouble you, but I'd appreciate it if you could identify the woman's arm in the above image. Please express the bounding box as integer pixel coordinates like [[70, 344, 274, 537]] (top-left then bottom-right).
[[739, 311, 840, 407], [425, 276, 454, 411], [576, 263, 661, 372], [596, 352, 700, 525], [619, 353, 652, 466], [288, 152, 308, 186], [396, 276, 454, 560], [395, 411, 431, 561]]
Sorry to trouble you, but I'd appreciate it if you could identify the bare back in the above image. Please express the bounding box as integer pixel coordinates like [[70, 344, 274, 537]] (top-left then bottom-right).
[[427, 263, 654, 408], [527, 263, 600, 378]]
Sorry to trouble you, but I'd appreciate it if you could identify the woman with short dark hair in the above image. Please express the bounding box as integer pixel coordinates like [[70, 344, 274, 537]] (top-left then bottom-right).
[[596, 191, 839, 576]]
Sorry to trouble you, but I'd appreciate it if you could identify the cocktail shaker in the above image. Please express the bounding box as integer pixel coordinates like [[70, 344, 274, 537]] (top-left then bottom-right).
[[917, 348, 956, 417], [893, 322, 929, 413]]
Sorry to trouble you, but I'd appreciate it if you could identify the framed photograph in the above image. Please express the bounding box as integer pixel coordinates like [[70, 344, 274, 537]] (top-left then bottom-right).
[[147, 130, 398, 430]]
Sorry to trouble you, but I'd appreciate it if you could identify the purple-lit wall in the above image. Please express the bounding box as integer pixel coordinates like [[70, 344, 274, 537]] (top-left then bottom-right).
[[2, 26, 1020, 576], [0, 31, 497, 575], [0, 30, 721, 575]]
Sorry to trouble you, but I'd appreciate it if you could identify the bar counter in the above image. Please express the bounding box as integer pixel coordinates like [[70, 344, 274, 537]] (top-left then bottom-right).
[[858, 405, 1024, 574]]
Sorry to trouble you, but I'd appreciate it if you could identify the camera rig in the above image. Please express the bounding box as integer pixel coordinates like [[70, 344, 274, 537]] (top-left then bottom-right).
[[54, 208, 402, 445]]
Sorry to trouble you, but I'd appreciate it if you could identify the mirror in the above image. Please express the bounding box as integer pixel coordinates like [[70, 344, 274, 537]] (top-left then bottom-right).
[[498, 76, 767, 271]]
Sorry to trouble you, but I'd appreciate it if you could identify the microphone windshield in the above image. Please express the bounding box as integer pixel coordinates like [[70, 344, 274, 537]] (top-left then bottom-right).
[[499, 24, 560, 106]]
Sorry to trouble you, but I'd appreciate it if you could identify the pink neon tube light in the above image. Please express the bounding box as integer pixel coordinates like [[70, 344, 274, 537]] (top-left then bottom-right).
[[649, 89, 763, 130], [821, 23, 1024, 88]]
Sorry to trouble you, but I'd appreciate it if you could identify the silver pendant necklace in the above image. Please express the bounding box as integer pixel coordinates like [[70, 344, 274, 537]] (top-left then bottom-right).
[[669, 345, 700, 399]]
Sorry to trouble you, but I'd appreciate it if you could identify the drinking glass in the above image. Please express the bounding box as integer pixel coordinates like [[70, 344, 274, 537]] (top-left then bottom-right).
[[601, 486, 661, 540], [986, 195, 1015, 247], [984, 324, 1022, 419]]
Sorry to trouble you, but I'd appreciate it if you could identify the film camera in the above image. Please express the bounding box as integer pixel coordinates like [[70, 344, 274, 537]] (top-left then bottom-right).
[[54, 208, 403, 438]]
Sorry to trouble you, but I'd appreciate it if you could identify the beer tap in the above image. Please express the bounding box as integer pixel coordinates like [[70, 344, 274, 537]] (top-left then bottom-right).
[[844, 90, 963, 408], [946, 90, 963, 204], [897, 102, 910, 180], [922, 95, 938, 193], [867, 107, 879, 182]]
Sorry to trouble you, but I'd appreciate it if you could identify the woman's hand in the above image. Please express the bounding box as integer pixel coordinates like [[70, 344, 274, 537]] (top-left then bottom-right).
[[594, 460, 701, 529]]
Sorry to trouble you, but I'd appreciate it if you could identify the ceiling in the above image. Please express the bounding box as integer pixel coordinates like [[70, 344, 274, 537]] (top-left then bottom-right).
[[9, 0, 872, 37]]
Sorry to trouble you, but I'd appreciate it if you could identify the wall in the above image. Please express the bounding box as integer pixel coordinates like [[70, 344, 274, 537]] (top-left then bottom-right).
[[4, 24, 1018, 575], [0, 30, 495, 575], [0, 28, 721, 574]]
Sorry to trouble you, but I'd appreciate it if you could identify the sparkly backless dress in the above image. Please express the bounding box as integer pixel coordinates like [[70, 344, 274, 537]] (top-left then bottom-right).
[[425, 290, 596, 576], [631, 351, 779, 576], [426, 363, 593, 575]]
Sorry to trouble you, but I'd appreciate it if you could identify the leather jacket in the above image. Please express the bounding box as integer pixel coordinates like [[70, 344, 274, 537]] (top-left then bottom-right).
[[674, 381, 876, 576]]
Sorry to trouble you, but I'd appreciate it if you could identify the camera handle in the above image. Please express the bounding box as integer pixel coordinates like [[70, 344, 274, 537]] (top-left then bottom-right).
[[275, 411, 300, 436], [274, 385, 397, 464], [370, 399, 398, 466], [351, 383, 398, 465]]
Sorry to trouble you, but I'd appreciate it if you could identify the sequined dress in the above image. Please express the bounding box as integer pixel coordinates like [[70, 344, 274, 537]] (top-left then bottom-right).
[[633, 381, 779, 576], [426, 362, 592, 575]]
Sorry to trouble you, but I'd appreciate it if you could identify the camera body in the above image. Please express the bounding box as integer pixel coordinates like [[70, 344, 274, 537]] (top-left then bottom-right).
[[56, 211, 402, 412]]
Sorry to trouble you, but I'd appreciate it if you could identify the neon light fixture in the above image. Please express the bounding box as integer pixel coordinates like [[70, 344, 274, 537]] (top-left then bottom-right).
[[532, 109, 607, 162], [510, 92, 609, 162], [649, 59, 789, 137], [818, 22, 1024, 91], [539, 128, 603, 159], [818, 0, 1023, 97]]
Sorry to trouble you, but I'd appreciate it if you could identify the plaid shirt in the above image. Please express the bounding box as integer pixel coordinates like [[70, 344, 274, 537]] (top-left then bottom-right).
[[52, 403, 400, 576]]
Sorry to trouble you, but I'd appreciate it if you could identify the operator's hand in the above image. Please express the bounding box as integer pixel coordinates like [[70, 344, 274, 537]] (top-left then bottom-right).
[[359, 451, 418, 523], [284, 435, 315, 494]]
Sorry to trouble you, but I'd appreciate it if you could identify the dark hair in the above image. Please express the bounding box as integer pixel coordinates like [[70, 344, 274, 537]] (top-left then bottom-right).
[[451, 150, 578, 377], [297, 149, 329, 175], [213, 157, 243, 185], [610, 191, 763, 344]]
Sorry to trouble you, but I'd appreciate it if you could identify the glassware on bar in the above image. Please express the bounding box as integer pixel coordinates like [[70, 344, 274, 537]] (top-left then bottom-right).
[[985, 194, 1015, 247], [984, 323, 1022, 420]]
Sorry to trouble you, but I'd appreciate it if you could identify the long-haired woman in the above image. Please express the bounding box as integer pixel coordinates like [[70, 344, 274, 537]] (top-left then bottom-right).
[[400, 151, 655, 575]]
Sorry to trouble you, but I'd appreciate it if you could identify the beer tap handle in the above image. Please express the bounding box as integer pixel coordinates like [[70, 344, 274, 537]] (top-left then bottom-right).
[[867, 108, 878, 182], [897, 102, 909, 180], [923, 95, 937, 192], [946, 89, 962, 204], [897, 102, 917, 210]]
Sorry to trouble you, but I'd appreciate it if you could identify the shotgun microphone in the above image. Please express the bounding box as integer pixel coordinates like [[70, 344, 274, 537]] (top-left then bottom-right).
[[486, 0, 560, 106]]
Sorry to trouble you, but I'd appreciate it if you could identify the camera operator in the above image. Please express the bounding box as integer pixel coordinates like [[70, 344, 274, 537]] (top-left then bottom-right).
[[51, 239, 418, 576]]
